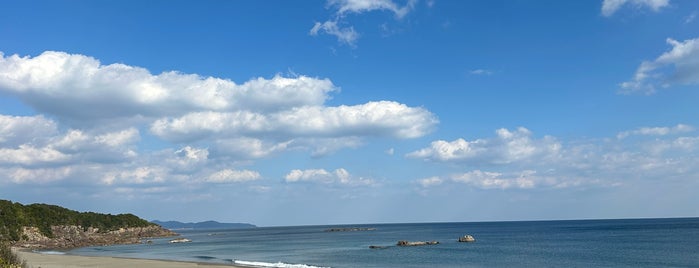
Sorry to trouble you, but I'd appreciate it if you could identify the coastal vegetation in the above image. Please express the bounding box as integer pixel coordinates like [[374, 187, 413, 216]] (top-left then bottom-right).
[[0, 200, 154, 241], [0, 199, 175, 250], [0, 242, 25, 268]]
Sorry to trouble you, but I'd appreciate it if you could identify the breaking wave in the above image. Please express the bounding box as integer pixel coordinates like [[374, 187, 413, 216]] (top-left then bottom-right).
[[234, 259, 330, 268], [34, 250, 66, 255]]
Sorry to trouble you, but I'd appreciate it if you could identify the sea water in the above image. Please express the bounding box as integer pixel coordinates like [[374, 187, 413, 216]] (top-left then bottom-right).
[[68, 218, 699, 267]]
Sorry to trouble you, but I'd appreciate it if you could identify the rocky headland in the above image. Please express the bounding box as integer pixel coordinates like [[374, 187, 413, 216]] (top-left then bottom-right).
[[1, 199, 178, 249], [16, 225, 176, 249]]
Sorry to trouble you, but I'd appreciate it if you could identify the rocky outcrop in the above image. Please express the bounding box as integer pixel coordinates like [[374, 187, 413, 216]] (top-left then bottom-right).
[[396, 240, 439, 246], [16, 225, 177, 249], [458, 235, 476, 242]]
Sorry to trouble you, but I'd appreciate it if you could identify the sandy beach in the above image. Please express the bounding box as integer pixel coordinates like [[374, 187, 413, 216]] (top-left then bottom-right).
[[13, 248, 245, 268]]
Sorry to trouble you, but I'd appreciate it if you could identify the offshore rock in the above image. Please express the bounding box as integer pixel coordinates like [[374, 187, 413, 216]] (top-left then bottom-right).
[[16, 225, 177, 249], [396, 240, 439, 246], [458, 235, 476, 242]]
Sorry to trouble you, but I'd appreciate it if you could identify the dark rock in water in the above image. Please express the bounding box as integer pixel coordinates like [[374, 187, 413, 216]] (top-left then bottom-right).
[[324, 227, 376, 232], [458, 235, 476, 242], [369, 245, 388, 249], [396, 240, 439, 246]]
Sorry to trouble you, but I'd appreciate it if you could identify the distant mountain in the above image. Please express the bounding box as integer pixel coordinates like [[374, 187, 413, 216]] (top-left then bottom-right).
[[152, 220, 256, 230]]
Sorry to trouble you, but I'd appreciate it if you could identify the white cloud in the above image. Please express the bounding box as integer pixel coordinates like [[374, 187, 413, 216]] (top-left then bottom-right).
[[101, 166, 169, 185], [150, 101, 437, 142], [285, 168, 374, 186], [449, 170, 597, 190], [301, 137, 364, 157], [0, 145, 70, 166], [643, 136, 699, 155], [406, 127, 560, 164], [410, 124, 699, 191], [0, 114, 57, 146], [311, 0, 416, 46], [0, 116, 144, 185], [672, 136, 699, 150], [469, 69, 493, 76], [286, 169, 333, 183], [203, 169, 261, 183], [164, 146, 210, 172], [0, 51, 435, 160], [617, 124, 694, 139], [212, 136, 361, 158], [5, 166, 73, 184], [212, 137, 291, 159], [0, 51, 338, 121], [601, 0, 669, 17], [310, 20, 359, 46], [407, 138, 484, 161], [54, 128, 139, 152], [329, 0, 416, 18], [620, 38, 699, 94], [47, 128, 140, 163], [452, 170, 537, 190], [418, 176, 442, 187], [174, 146, 209, 162], [0, 49, 446, 203]]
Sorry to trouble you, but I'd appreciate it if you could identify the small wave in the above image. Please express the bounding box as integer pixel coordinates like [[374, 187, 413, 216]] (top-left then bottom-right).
[[34, 250, 66, 255], [234, 259, 330, 268]]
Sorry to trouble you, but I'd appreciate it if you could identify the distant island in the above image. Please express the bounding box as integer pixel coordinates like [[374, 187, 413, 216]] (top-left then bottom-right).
[[0, 199, 176, 249], [152, 220, 256, 230]]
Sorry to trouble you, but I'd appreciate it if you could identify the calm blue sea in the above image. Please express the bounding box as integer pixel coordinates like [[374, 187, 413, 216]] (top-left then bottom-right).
[[65, 218, 699, 267]]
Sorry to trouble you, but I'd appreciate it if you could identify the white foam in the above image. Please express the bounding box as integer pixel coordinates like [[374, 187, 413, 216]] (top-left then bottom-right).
[[234, 259, 330, 268], [34, 250, 66, 255]]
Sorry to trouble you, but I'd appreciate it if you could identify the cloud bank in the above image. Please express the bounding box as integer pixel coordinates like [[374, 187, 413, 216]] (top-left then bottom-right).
[[285, 168, 374, 186], [407, 127, 560, 164], [0, 51, 437, 158], [0, 50, 435, 196], [411, 125, 699, 190], [0, 51, 337, 121]]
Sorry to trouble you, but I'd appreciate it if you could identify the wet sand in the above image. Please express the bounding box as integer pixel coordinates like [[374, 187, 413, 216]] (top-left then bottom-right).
[[13, 248, 245, 268]]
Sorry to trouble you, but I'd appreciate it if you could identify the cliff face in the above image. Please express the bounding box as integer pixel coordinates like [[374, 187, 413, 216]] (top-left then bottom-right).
[[16, 225, 177, 249]]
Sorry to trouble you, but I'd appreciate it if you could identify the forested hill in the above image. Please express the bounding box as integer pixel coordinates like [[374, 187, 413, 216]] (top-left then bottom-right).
[[0, 199, 155, 241]]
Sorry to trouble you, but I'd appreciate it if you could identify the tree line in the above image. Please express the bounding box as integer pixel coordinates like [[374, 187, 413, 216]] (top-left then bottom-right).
[[0, 200, 154, 242]]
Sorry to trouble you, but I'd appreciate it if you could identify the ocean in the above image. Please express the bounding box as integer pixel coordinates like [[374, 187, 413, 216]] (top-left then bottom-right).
[[66, 217, 699, 267]]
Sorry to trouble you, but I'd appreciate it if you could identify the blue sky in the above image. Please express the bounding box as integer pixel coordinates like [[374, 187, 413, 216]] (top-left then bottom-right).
[[1, 0, 698, 226]]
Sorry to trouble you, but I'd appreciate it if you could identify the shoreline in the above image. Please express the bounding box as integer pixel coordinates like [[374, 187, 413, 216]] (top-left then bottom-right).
[[13, 248, 246, 268]]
